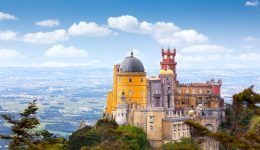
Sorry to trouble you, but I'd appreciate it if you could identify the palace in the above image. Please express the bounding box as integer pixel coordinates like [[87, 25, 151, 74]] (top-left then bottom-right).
[[105, 48, 225, 149]]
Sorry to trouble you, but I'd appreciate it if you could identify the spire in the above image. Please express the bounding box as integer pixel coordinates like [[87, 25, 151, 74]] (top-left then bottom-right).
[[130, 51, 134, 57]]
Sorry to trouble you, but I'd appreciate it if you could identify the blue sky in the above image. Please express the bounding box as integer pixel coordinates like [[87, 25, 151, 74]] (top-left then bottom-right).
[[0, 0, 259, 70]]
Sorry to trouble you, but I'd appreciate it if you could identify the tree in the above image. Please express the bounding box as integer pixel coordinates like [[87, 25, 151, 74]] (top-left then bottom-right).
[[0, 99, 66, 150], [161, 137, 200, 150], [68, 126, 99, 150], [0, 99, 40, 149], [68, 120, 150, 150], [114, 125, 149, 150]]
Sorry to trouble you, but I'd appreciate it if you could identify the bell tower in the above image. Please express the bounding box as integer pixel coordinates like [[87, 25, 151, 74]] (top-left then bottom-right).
[[160, 48, 178, 84]]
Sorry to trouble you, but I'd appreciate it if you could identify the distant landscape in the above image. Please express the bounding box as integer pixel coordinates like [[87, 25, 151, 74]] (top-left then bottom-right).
[[0, 67, 260, 148]]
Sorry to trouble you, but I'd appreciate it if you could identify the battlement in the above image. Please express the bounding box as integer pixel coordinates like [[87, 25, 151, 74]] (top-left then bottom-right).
[[161, 48, 176, 56]]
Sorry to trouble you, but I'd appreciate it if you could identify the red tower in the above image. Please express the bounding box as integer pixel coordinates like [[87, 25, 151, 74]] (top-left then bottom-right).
[[160, 48, 178, 83]]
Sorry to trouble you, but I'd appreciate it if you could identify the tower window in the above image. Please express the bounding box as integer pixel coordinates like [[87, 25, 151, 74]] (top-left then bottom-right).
[[129, 90, 132, 96], [141, 78, 143, 82], [167, 94, 171, 108], [129, 78, 132, 82]]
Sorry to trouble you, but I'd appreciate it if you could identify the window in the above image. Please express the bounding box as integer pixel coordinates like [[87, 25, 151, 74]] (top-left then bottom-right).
[[155, 97, 160, 107], [150, 125, 153, 130], [141, 78, 143, 82], [173, 125, 176, 131], [129, 78, 132, 82], [164, 55, 167, 59], [128, 90, 132, 96], [170, 55, 173, 59], [167, 94, 171, 108], [149, 116, 154, 123]]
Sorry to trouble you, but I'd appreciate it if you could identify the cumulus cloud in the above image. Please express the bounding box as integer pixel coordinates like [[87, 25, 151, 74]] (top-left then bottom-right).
[[0, 49, 25, 58], [181, 44, 233, 54], [45, 44, 88, 57], [23, 29, 68, 44], [0, 11, 16, 20], [68, 21, 112, 36], [244, 36, 257, 42], [30, 60, 101, 67], [35, 19, 60, 27], [108, 15, 140, 32], [176, 52, 260, 69], [0, 31, 18, 40], [242, 45, 254, 49], [107, 15, 208, 46], [245, 0, 259, 6]]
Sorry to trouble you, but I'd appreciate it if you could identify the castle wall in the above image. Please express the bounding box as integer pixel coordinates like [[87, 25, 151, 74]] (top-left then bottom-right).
[[116, 72, 147, 107]]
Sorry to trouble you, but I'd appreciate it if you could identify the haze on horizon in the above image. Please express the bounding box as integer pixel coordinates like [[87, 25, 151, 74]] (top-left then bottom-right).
[[0, 0, 259, 70]]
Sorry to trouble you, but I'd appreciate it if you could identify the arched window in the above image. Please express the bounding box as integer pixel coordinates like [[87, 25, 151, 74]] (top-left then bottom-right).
[[167, 94, 171, 108], [128, 90, 132, 96], [141, 78, 143, 82], [129, 78, 132, 82]]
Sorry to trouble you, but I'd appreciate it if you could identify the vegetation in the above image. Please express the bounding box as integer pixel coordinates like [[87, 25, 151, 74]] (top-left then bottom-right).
[[185, 86, 260, 150], [0, 99, 67, 150], [161, 137, 199, 150], [0, 100, 149, 150], [67, 120, 149, 150], [1, 86, 259, 150]]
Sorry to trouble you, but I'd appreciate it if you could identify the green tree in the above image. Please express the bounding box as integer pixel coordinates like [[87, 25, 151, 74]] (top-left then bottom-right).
[[0, 99, 66, 150], [162, 137, 200, 150], [68, 126, 100, 150], [114, 125, 149, 150]]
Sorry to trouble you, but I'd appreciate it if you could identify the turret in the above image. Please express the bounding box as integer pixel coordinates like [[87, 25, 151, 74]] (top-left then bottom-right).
[[160, 48, 178, 84], [115, 91, 128, 125]]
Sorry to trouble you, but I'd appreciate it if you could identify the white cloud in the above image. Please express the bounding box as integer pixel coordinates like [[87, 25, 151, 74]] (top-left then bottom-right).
[[35, 19, 60, 27], [23, 29, 68, 44], [181, 44, 233, 54], [108, 15, 139, 32], [245, 0, 259, 6], [155, 30, 208, 46], [176, 52, 260, 69], [242, 45, 254, 49], [0, 31, 18, 40], [30, 60, 101, 68], [107, 15, 208, 46], [0, 11, 16, 20], [244, 36, 257, 42], [0, 49, 25, 58], [45, 44, 88, 57], [68, 21, 112, 36]]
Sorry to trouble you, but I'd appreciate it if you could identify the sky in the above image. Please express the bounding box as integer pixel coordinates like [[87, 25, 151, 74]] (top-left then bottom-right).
[[0, 0, 259, 70]]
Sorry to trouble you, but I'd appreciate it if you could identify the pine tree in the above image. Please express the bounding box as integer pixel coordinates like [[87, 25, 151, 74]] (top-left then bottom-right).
[[0, 99, 66, 150]]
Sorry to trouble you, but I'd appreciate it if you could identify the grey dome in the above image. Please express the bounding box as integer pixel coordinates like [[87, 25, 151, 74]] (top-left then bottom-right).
[[119, 52, 144, 72]]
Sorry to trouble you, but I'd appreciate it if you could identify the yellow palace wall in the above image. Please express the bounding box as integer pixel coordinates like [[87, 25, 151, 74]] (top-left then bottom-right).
[[106, 65, 147, 114]]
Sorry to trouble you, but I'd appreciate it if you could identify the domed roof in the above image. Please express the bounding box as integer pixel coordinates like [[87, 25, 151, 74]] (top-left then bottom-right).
[[166, 69, 173, 74], [119, 52, 145, 72], [159, 69, 173, 74], [159, 70, 167, 74]]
